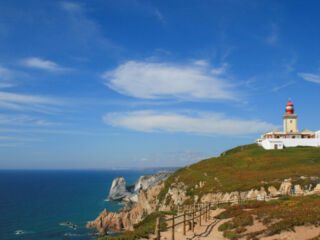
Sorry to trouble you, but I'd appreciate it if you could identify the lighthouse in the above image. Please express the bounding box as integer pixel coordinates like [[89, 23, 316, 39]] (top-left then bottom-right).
[[283, 100, 298, 134], [257, 100, 320, 149]]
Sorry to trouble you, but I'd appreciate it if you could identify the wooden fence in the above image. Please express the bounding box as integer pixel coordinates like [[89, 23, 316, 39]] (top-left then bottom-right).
[[153, 196, 273, 240]]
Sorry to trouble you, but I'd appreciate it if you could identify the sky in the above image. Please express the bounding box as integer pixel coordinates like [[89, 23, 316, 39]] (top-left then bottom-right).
[[1, 0, 320, 169]]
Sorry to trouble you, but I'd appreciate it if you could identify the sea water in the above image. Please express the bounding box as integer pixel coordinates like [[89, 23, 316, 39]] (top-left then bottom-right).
[[0, 169, 155, 240]]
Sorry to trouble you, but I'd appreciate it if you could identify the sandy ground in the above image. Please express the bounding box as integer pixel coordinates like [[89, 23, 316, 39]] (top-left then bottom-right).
[[149, 210, 320, 240], [151, 208, 224, 240], [260, 225, 320, 240]]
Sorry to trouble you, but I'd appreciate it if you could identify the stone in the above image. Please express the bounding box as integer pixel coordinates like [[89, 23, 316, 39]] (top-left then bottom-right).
[[268, 186, 279, 197], [108, 177, 132, 201], [133, 172, 171, 192], [313, 184, 320, 193], [279, 179, 292, 195], [294, 184, 304, 196], [257, 187, 267, 200]]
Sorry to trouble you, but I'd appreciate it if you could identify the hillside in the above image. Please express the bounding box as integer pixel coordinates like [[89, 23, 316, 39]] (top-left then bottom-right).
[[160, 144, 320, 202], [93, 144, 320, 239]]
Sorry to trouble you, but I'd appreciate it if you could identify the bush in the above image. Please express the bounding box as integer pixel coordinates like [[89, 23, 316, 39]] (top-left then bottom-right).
[[223, 230, 241, 240]]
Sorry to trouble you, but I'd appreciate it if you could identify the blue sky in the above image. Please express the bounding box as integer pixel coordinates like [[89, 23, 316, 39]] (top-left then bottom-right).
[[1, 0, 320, 169]]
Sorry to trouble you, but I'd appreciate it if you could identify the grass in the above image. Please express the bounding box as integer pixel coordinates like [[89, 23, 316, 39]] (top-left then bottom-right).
[[159, 144, 320, 201], [99, 212, 167, 240], [217, 195, 320, 239]]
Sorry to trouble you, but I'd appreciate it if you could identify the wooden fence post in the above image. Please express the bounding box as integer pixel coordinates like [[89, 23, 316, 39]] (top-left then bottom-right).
[[183, 211, 186, 235], [155, 217, 160, 240], [199, 206, 202, 226], [172, 214, 175, 240], [192, 208, 195, 232], [206, 204, 209, 222]]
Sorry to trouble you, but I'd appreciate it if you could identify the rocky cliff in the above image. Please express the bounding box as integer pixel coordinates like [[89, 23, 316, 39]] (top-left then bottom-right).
[[87, 182, 164, 235], [107, 172, 171, 202], [88, 145, 320, 237], [108, 177, 132, 201]]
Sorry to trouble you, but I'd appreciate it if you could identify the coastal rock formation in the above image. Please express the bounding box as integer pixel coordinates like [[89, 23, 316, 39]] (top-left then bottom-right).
[[108, 177, 131, 201], [90, 173, 320, 236], [87, 182, 164, 234], [134, 172, 171, 192], [107, 172, 171, 202]]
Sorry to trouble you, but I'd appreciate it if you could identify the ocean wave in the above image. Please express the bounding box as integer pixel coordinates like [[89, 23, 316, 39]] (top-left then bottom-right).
[[59, 221, 78, 230], [14, 230, 33, 235]]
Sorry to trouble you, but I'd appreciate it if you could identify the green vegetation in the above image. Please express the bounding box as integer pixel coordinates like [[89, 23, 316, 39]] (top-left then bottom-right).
[[99, 212, 167, 240], [159, 144, 320, 200], [217, 195, 320, 239], [102, 144, 320, 239]]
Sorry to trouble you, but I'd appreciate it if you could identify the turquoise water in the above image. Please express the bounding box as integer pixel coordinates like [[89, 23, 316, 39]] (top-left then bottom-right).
[[0, 170, 154, 240]]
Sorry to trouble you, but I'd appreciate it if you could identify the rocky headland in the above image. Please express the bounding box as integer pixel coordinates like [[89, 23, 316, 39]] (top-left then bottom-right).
[[87, 144, 320, 238], [87, 172, 171, 235]]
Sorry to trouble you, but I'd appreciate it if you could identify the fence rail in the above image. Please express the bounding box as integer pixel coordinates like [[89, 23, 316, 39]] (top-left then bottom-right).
[[153, 195, 275, 240]]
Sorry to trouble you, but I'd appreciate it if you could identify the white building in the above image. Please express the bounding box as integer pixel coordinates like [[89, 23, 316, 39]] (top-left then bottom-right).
[[257, 100, 320, 150]]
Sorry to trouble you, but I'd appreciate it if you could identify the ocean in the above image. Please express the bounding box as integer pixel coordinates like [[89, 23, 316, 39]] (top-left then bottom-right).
[[0, 169, 156, 240]]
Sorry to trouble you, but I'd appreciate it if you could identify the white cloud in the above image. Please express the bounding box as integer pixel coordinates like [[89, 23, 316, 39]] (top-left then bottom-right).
[[103, 61, 237, 101], [103, 110, 276, 136], [0, 91, 61, 113], [298, 73, 320, 84], [22, 57, 68, 72]]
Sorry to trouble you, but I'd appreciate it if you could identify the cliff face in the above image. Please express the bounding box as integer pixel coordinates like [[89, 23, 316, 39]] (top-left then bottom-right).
[[88, 145, 320, 236], [108, 177, 131, 201], [107, 172, 171, 202], [87, 182, 164, 235]]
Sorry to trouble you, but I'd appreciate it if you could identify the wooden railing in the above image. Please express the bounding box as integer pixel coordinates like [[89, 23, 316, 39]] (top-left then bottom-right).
[[153, 196, 273, 240]]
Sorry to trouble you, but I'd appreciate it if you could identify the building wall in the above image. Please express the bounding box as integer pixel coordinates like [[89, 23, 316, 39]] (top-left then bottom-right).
[[259, 138, 320, 150], [284, 117, 298, 133]]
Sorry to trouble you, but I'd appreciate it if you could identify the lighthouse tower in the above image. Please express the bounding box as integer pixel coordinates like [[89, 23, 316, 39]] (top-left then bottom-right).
[[283, 100, 298, 134]]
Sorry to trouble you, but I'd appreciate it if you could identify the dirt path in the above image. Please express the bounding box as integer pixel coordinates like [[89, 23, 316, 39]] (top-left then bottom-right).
[[149, 209, 224, 240]]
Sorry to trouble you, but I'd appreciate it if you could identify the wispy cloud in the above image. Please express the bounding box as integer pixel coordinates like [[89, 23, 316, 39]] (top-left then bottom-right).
[[21, 57, 69, 72], [60, 1, 122, 54], [154, 9, 166, 24], [0, 65, 13, 80], [0, 65, 17, 88], [61, 1, 83, 13], [0, 114, 56, 126], [103, 110, 276, 136], [0, 91, 61, 113], [272, 81, 295, 92], [103, 60, 237, 101], [298, 73, 320, 84]]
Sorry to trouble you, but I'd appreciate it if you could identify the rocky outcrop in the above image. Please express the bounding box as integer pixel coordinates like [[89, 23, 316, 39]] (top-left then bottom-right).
[[294, 184, 304, 196], [200, 179, 320, 203], [87, 182, 164, 234], [313, 184, 320, 193], [91, 175, 320, 236], [268, 186, 280, 197], [108, 177, 132, 201], [134, 172, 171, 192], [279, 179, 292, 195], [107, 172, 171, 202], [88, 172, 171, 234]]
